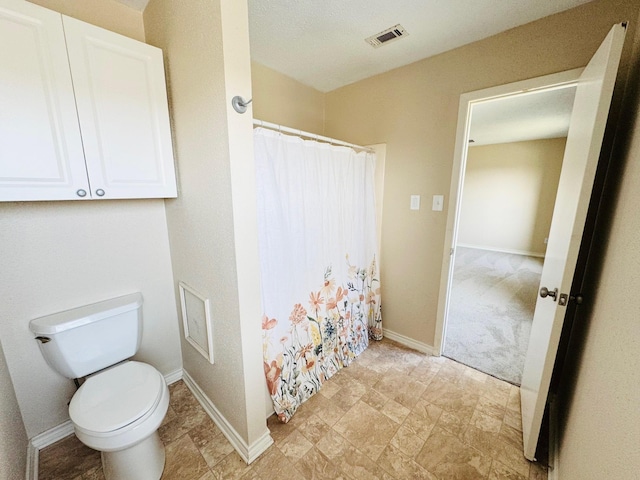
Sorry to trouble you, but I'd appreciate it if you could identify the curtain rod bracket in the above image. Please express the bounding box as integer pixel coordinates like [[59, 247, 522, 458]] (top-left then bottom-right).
[[232, 95, 252, 114]]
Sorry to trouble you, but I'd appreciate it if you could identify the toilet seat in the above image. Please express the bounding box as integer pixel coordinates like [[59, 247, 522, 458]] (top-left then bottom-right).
[[70, 361, 163, 433]]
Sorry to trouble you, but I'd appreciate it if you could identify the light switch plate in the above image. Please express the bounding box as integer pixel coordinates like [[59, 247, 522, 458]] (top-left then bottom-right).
[[432, 195, 444, 211], [410, 195, 421, 210]]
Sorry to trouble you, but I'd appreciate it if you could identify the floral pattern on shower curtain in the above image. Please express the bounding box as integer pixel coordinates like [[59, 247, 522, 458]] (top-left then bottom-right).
[[254, 127, 382, 423]]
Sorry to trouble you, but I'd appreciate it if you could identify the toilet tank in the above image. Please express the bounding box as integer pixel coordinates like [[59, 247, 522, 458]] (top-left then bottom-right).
[[29, 293, 143, 379]]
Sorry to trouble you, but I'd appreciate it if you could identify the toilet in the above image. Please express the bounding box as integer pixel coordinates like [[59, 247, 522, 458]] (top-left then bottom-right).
[[29, 293, 169, 480]]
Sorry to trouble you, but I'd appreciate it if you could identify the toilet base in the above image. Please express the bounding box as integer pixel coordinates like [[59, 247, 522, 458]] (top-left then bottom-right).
[[101, 431, 165, 480]]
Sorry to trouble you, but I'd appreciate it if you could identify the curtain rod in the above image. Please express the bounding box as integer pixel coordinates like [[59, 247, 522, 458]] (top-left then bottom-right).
[[253, 119, 374, 152]]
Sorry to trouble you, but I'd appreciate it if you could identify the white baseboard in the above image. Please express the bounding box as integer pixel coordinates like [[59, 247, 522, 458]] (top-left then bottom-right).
[[383, 328, 436, 355], [27, 368, 184, 479], [27, 420, 74, 480], [164, 368, 184, 385], [182, 369, 273, 464], [457, 243, 545, 258]]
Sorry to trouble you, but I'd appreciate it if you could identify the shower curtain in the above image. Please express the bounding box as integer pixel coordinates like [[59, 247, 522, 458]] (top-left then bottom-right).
[[254, 127, 382, 422]]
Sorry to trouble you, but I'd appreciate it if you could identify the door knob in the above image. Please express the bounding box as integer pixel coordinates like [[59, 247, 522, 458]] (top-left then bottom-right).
[[540, 287, 558, 301]]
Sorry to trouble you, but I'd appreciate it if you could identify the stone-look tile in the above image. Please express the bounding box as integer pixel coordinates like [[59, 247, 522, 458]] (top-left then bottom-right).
[[360, 387, 389, 410], [412, 398, 444, 424], [161, 404, 178, 427], [287, 402, 316, 428], [435, 363, 465, 384], [251, 445, 296, 480], [470, 409, 503, 434], [196, 471, 217, 480], [499, 423, 524, 450], [240, 470, 264, 480], [318, 380, 340, 398], [457, 375, 488, 396], [295, 447, 351, 480], [503, 408, 523, 432], [507, 386, 521, 412], [437, 388, 479, 422], [464, 366, 489, 383], [404, 410, 439, 441], [277, 428, 314, 462], [489, 461, 528, 480], [197, 429, 236, 469], [39, 434, 101, 480], [297, 413, 332, 444], [300, 387, 349, 427], [331, 379, 368, 410], [462, 425, 502, 457], [37, 339, 541, 480], [266, 414, 293, 443], [382, 398, 411, 424], [529, 461, 548, 480], [437, 410, 470, 438], [209, 451, 252, 480], [477, 395, 508, 421], [316, 430, 393, 480], [82, 465, 106, 480], [159, 386, 211, 444], [494, 440, 531, 478], [161, 433, 211, 480], [482, 378, 511, 406], [334, 401, 400, 461], [410, 367, 438, 386], [315, 429, 352, 459], [377, 444, 437, 480], [188, 415, 222, 448], [342, 362, 382, 387], [390, 424, 427, 457], [409, 359, 441, 379], [415, 427, 492, 479], [373, 372, 428, 408]]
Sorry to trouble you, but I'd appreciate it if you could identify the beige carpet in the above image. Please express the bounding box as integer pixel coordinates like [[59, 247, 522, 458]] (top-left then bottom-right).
[[443, 247, 543, 385]]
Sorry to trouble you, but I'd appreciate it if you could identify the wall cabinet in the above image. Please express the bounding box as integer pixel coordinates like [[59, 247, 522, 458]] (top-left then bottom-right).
[[0, 0, 177, 201]]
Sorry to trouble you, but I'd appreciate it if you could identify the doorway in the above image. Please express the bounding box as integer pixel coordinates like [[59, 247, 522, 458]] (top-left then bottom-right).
[[433, 70, 583, 382]]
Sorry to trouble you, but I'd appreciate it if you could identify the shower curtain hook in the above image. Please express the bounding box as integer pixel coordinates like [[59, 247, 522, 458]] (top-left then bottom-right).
[[232, 95, 252, 114]]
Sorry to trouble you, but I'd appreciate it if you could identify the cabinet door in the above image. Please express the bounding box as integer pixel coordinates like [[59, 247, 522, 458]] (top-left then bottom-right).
[[0, 0, 90, 201], [62, 15, 177, 199]]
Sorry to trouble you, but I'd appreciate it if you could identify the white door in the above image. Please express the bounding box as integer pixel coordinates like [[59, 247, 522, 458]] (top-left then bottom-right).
[[520, 24, 626, 461], [0, 0, 90, 201], [63, 15, 177, 199]]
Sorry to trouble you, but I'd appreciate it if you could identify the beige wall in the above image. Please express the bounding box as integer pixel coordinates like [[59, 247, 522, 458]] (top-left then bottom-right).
[[324, 0, 640, 346], [556, 7, 640, 476], [144, 0, 269, 450], [28, 0, 145, 41], [251, 62, 325, 134], [0, 0, 181, 439], [458, 139, 565, 256], [0, 340, 27, 480]]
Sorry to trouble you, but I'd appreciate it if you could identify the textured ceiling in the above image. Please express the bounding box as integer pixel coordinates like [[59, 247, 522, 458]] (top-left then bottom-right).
[[248, 0, 594, 92], [119, 0, 586, 144], [470, 86, 577, 146], [119, 0, 593, 93]]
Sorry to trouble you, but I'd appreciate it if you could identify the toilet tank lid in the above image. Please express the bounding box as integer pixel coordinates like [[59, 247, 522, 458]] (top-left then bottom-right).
[[29, 293, 143, 335]]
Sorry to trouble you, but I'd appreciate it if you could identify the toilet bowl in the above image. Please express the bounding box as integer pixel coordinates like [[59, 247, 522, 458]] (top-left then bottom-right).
[[29, 293, 170, 480], [70, 361, 170, 480]]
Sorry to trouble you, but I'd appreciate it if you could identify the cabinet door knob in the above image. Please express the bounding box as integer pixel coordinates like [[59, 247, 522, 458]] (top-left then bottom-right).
[[95, 189, 105, 197], [76, 189, 87, 197]]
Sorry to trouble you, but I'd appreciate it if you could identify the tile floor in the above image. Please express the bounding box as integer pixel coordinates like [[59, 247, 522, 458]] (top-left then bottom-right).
[[38, 339, 547, 480]]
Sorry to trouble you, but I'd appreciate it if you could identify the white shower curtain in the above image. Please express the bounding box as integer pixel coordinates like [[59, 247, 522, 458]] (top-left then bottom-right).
[[254, 127, 382, 422]]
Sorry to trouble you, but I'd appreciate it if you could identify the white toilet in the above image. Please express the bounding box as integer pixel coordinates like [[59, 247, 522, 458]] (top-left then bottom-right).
[[29, 293, 169, 480]]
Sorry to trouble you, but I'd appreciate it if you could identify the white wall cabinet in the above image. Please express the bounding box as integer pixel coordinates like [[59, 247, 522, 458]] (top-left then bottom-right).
[[0, 0, 177, 201]]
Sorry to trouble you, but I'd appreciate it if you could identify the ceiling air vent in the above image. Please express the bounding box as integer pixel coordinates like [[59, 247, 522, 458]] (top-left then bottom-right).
[[365, 24, 408, 48]]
